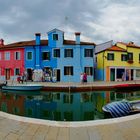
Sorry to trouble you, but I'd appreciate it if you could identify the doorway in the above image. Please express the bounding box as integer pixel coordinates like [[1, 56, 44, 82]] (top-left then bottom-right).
[[110, 68, 115, 81], [56, 69, 60, 81], [27, 69, 33, 81], [5, 69, 10, 80]]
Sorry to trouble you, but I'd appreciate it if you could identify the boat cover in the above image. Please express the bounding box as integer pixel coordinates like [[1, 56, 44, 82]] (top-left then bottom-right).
[[103, 101, 132, 118]]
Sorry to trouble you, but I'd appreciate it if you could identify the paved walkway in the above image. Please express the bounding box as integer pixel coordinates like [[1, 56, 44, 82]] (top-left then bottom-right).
[[0, 111, 140, 140]]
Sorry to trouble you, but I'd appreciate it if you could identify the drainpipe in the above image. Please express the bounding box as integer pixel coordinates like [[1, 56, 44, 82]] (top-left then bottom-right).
[[103, 52, 105, 81]]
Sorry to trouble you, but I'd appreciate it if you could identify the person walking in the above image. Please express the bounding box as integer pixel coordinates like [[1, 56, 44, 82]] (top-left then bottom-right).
[[83, 73, 87, 83]]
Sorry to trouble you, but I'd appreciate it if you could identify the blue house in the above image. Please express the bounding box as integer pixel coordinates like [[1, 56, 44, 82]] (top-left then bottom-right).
[[25, 29, 96, 82]]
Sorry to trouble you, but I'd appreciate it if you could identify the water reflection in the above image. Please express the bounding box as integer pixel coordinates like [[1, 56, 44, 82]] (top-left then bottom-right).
[[0, 90, 140, 121]]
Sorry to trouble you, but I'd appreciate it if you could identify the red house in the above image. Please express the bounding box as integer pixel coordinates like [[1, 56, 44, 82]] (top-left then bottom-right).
[[0, 40, 24, 81]]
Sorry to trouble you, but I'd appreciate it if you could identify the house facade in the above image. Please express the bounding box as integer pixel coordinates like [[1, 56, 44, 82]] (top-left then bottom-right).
[[0, 29, 95, 83], [96, 42, 140, 81], [25, 29, 95, 82], [0, 40, 24, 81]]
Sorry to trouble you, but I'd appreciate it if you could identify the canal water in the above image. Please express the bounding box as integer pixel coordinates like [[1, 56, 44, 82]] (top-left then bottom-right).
[[0, 90, 140, 121]]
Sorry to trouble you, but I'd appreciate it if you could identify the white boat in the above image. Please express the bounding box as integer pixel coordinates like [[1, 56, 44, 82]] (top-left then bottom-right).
[[102, 100, 140, 118], [2, 84, 43, 91]]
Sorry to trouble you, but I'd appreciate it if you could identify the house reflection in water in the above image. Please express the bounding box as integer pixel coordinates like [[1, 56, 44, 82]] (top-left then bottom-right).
[[25, 92, 106, 121], [0, 90, 139, 121], [0, 92, 25, 116]]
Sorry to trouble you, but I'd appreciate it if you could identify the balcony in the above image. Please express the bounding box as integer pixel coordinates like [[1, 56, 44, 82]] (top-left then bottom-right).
[[127, 60, 133, 64]]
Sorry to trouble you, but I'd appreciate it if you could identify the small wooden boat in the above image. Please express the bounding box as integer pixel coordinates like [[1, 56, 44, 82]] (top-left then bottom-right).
[[2, 84, 43, 91], [102, 100, 140, 118]]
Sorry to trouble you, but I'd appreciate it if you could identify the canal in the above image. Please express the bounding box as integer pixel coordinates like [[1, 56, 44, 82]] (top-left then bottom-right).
[[0, 90, 140, 121]]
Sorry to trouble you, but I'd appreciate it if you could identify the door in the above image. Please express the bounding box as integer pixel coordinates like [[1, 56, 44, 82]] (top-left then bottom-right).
[[5, 69, 10, 80], [131, 69, 133, 80], [27, 69, 33, 81], [110, 68, 115, 81], [56, 69, 60, 81]]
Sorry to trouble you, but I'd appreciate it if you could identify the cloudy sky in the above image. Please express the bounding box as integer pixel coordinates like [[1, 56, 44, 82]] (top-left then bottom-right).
[[0, 0, 140, 45]]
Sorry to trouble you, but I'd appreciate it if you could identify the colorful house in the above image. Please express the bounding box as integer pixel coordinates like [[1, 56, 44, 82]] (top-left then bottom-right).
[[0, 39, 24, 81], [0, 29, 96, 83], [24, 28, 96, 82], [96, 41, 140, 81]]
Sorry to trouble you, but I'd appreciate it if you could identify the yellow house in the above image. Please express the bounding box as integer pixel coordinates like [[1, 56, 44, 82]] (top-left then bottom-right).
[[96, 42, 140, 81]]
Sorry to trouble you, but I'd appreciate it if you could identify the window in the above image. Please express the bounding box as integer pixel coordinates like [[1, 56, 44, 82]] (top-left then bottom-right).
[[42, 52, 50, 60], [116, 69, 124, 79], [53, 49, 60, 58], [42, 110, 51, 118], [13, 107, 19, 115], [64, 49, 73, 57], [64, 111, 73, 121], [127, 52, 133, 60], [27, 52, 32, 60], [84, 49, 93, 57], [84, 67, 93, 75], [15, 68, 20, 75], [81, 93, 92, 102], [121, 54, 127, 61], [5, 52, 10, 60], [84, 111, 94, 120], [63, 94, 73, 104], [107, 53, 114, 60], [53, 34, 58, 40], [15, 52, 20, 60], [64, 66, 73, 75], [136, 70, 140, 78]]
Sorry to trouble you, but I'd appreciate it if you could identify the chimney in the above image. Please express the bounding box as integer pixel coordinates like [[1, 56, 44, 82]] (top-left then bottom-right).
[[75, 32, 81, 44], [0, 39, 4, 45], [35, 33, 41, 45]]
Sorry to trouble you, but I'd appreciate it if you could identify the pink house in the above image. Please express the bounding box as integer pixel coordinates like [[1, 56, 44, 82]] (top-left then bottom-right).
[[0, 40, 24, 81]]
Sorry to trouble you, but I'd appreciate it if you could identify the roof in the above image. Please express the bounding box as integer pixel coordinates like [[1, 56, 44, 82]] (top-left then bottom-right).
[[117, 42, 140, 49], [47, 28, 64, 34], [0, 39, 95, 50], [0, 40, 48, 50], [106, 45, 126, 52]]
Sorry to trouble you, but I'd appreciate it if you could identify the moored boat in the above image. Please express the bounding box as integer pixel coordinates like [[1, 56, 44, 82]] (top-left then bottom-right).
[[2, 84, 43, 91], [114, 84, 140, 91], [102, 100, 140, 118]]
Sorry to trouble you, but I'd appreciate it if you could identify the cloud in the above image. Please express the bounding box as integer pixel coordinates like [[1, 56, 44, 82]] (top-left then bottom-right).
[[0, 0, 140, 45], [84, 2, 140, 44]]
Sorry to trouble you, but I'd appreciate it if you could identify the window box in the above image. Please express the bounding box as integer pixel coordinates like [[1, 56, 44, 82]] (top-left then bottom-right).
[[127, 60, 133, 63]]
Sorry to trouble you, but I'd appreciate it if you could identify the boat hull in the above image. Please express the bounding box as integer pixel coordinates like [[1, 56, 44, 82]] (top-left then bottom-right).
[[2, 84, 43, 91]]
